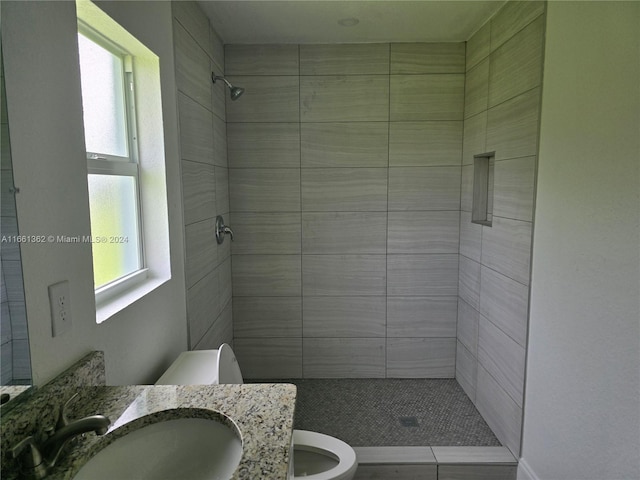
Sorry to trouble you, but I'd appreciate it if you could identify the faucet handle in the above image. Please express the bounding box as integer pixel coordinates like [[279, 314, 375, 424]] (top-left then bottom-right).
[[12, 436, 47, 479], [56, 392, 80, 429]]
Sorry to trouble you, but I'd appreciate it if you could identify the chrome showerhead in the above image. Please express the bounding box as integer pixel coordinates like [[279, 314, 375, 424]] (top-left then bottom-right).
[[212, 72, 245, 101], [229, 86, 245, 101]]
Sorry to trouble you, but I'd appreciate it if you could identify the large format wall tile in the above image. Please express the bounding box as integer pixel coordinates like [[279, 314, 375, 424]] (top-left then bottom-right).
[[178, 92, 213, 164], [0, 217, 19, 261], [490, 0, 545, 52], [481, 217, 532, 285], [302, 168, 388, 212], [303, 338, 386, 378], [387, 296, 458, 337], [211, 73, 226, 120], [235, 338, 302, 378], [387, 254, 459, 296], [387, 338, 456, 378], [229, 168, 300, 212], [478, 315, 526, 406], [390, 74, 464, 121], [300, 75, 389, 122], [225, 44, 299, 75], [493, 156, 536, 222], [466, 22, 490, 72], [218, 258, 232, 310], [174, 21, 211, 106], [464, 59, 489, 119], [232, 255, 301, 296], [486, 88, 540, 161], [457, 298, 479, 356], [456, 3, 543, 455], [302, 212, 387, 254], [215, 166, 229, 214], [303, 255, 386, 296], [479, 266, 529, 347], [226, 76, 300, 123], [462, 112, 488, 165], [301, 122, 389, 167], [300, 44, 389, 75], [458, 256, 481, 310], [227, 123, 300, 168], [389, 121, 462, 167], [210, 26, 225, 73], [230, 212, 301, 254], [455, 341, 477, 402], [303, 296, 386, 337], [195, 303, 232, 350], [185, 219, 217, 288], [391, 43, 465, 74], [459, 211, 482, 262], [387, 211, 460, 254], [476, 365, 522, 456], [187, 270, 219, 347], [460, 165, 474, 212], [212, 116, 227, 166], [172, 2, 210, 56], [233, 297, 302, 337], [489, 16, 544, 108], [182, 160, 215, 225], [388, 167, 461, 211]]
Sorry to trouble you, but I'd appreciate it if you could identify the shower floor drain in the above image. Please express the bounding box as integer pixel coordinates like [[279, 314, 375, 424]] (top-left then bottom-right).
[[399, 416, 419, 427]]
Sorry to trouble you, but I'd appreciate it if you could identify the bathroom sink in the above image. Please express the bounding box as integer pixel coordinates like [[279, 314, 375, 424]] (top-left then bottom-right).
[[74, 416, 242, 480]]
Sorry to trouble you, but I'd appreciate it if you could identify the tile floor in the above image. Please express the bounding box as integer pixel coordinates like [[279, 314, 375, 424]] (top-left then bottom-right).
[[251, 378, 500, 447]]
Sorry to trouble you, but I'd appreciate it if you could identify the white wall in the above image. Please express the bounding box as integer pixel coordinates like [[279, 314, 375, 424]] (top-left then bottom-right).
[[520, 2, 640, 479], [1, 1, 187, 385]]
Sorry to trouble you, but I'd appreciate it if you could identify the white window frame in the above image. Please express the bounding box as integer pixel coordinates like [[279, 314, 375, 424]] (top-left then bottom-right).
[[78, 23, 148, 303], [77, 0, 172, 324]]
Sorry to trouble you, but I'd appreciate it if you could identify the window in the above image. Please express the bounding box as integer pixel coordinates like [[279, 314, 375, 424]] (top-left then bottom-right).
[[77, 26, 146, 294], [77, 0, 172, 324]]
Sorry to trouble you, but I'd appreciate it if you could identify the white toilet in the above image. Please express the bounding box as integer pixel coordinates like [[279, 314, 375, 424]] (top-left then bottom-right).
[[156, 344, 358, 480]]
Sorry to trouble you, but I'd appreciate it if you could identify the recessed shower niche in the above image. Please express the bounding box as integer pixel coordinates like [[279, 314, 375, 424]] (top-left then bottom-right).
[[472, 152, 496, 227]]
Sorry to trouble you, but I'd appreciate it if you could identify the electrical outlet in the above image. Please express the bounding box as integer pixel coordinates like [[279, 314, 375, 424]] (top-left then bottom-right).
[[48, 280, 72, 337]]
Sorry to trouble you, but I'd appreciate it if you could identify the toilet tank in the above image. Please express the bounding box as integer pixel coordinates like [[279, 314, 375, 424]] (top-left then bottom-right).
[[155, 345, 244, 385]]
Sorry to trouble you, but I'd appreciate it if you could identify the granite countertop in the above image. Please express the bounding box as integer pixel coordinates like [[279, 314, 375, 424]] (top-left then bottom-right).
[[29, 383, 297, 480]]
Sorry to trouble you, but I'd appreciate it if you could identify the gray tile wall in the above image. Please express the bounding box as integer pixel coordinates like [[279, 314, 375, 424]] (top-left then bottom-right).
[[172, 2, 232, 350], [227, 42, 465, 379], [1, 56, 31, 385], [456, 0, 545, 457]]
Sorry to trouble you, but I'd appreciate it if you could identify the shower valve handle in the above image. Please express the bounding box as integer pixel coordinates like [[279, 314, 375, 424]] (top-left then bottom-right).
[[215, 215, 234, 244]]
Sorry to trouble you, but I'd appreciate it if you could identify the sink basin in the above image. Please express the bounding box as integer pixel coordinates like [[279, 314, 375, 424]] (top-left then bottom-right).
[[74, 416, 242, 480]]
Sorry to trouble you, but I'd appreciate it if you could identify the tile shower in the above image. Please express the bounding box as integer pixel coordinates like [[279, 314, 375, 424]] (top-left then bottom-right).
[[172, 0, 545, 460], [1, 54, 31, 386]]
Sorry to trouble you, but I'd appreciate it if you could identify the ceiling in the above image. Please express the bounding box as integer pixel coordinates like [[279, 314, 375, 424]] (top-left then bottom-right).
[[198, 1, 505, 45]]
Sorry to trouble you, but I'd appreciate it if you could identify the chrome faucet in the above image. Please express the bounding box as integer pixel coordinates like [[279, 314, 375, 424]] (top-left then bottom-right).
[[12, 394, 110, 479]]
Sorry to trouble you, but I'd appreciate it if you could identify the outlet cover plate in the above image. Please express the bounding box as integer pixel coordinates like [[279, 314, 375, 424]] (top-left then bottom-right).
[[48, 280, 72, 337]]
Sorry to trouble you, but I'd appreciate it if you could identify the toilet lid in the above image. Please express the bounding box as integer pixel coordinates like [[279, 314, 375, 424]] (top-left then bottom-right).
[[216, 343, 244, 384]]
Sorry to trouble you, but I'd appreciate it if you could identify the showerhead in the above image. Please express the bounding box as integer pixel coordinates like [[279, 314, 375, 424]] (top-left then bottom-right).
[[212, 72, 245, 101], [229, 86, 245, 101]]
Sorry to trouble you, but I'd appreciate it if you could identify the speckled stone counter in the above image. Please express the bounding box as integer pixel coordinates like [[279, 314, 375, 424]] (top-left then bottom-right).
[[47, 384, 296, 480], [1, 352, 296, 480]]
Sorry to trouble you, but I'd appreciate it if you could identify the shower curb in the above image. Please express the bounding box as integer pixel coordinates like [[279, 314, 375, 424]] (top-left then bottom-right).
[[353, 446, 517, 480]]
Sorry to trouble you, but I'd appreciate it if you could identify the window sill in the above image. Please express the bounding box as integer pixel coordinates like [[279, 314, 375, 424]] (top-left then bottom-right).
[[96, 274, 170, 324]]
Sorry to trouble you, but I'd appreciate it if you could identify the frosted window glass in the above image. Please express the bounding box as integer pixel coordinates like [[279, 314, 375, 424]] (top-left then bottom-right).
[[78, 33, 128, 157], [88, 175, 140, 288]]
